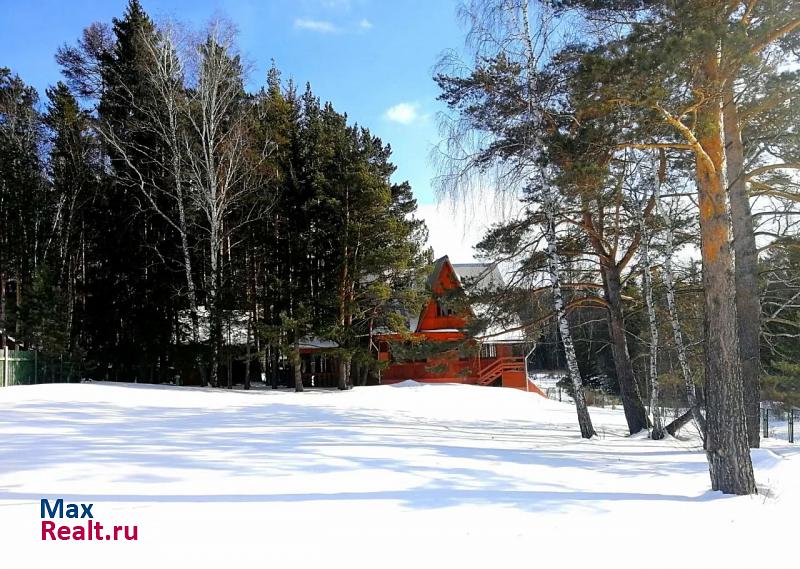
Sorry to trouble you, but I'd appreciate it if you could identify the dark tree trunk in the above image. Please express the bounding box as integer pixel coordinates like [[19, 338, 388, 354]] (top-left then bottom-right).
[[695, 55, 756, 495], [666, 409, 696, 437], [293, 344, 303, 392], [244, 334, 251, 390], [270, 346, 279, 389], [226, 347, 233, 389], [338, 354, 351, 390], [602, 263, 649, 434], [723, 83, 761, 449], [0, 270, 6, 348], [209, 302, 221, 388]]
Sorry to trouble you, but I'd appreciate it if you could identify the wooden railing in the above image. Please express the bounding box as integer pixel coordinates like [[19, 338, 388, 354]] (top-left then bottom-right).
[[477, 356, 525, 386]]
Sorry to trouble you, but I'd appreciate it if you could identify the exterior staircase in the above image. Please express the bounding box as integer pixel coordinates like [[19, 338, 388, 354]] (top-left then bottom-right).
[[476, 356, 525, 386], [476, 356, 545, 395]]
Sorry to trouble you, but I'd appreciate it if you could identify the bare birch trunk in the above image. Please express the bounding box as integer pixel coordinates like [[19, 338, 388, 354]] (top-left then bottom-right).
[[659, 212, 707, 436], [244, 309, 251, 391], [544, 196, 595, 439], [209, 235, 220, 387], [636, 187, 664, 440], [101, 28, 207, 385], [182, 26, 258, 387]]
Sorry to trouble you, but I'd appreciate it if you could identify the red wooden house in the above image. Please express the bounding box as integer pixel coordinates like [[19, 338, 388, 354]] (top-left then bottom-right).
[[374, 256, 544, 394]]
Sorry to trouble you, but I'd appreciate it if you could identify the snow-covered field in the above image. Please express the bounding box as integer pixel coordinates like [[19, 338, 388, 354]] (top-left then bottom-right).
[[0, 381, 795, 569]]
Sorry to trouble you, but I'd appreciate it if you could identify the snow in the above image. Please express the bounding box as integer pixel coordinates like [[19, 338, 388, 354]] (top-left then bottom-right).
[[0, 381, 795, 568]]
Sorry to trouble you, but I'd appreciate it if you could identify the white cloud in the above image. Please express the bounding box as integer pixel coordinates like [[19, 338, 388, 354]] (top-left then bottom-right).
[[358, 18, 373, 30], [384, 102, 419, 125], [294, 18, 339, 33]]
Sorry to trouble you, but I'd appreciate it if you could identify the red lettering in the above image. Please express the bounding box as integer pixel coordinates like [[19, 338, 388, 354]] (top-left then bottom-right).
[[57, 526, 70, 540], [41, 521, 55, 540], [73, 525, 85, 540]]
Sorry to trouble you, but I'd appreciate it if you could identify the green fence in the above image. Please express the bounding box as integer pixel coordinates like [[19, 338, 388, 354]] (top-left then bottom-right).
[[0, 347, 78, 386]]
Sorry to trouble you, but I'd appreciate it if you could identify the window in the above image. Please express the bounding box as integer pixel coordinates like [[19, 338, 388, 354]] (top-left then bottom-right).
[[480, 343, 497, 359], [435, 300, 454, 317]]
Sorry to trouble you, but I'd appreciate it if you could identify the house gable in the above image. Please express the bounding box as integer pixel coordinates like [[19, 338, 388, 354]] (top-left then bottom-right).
[[416, 256, 470, 332]]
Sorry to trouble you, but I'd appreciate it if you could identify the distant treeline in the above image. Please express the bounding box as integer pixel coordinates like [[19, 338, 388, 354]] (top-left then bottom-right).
[[0, 0, 431, 389]]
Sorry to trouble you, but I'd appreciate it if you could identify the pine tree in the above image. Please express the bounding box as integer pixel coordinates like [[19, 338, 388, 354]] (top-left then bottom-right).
[[545, 0, 765, 494], [38, 82, 99, 358], [434, 2, 651, 434], [90, 0, 179, 382], [0, 68, 46, 348]]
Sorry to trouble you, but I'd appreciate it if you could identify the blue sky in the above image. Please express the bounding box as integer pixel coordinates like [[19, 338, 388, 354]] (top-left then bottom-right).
[[0, 0, 466, 207]]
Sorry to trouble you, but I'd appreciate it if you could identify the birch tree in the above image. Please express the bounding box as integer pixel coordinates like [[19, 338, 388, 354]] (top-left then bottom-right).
[[95, 23, 210, 380], [552, 0, 758, 495], [542, 188, 596, 439], [184, 23, 268, 387], [140, 25, 202, 364], [435, 0, 651, 435], [652, 154, 707, 437], [634, 175, 664, 440]]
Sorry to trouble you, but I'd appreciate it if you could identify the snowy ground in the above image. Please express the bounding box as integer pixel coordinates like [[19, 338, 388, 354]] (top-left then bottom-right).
[[0, 381, 796, 569]]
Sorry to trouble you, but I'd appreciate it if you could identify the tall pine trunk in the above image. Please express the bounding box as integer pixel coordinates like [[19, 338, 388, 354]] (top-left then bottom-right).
[[723, 83, 761, 448], [695, 53, 756, 495], [337, 354, 351, 391], [544, 200, 595, 439], [602, 262, 649, 434], [337, 186, 352, 392]]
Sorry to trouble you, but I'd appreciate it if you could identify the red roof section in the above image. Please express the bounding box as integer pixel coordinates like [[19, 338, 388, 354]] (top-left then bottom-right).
[[416, 256, 471, 332]]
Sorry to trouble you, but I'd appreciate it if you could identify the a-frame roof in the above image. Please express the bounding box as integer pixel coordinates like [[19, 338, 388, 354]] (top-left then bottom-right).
[[426, 256, 504, 292]]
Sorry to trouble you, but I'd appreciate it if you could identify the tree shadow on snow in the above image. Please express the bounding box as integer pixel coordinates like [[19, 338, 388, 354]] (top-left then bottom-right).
[[0, 384, 732, 515]]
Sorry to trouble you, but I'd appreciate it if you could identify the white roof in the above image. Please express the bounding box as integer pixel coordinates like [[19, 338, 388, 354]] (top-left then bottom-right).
[[451, 263, 505, 291], [472, 303, 528, 344], [299, 337, 339, 350]]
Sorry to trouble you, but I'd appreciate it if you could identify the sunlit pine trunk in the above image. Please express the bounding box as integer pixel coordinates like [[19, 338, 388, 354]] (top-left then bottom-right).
[[723, 82, 761, 448], [695, 50, 756, 495]]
